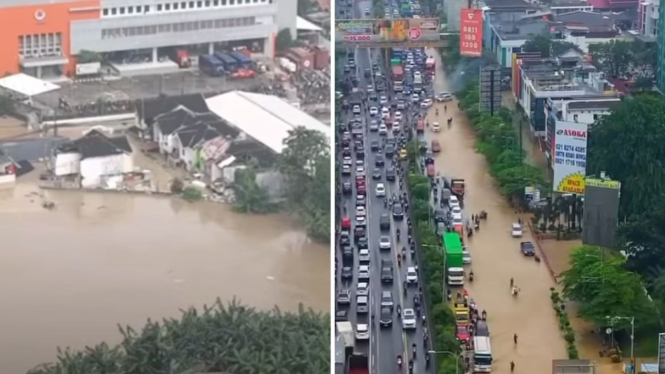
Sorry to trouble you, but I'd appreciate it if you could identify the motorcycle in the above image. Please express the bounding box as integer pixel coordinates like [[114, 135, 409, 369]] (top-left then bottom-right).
[[469, 272, 474, 282], [412, 344, 417, 359], [397, 355, 403, 368]]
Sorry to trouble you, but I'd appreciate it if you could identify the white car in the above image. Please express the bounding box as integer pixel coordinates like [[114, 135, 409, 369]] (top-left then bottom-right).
[[411, 94, 420, 103], [376, 183, 386, 197], [342, 164, 351, 175], [452, 212, 463, 221], [462, 250, 472, 264], [451, 206, 462, 215], [356, 323, 370, 340], [356, 166, 366, 176], [512, 223, 523, 237], [356, 206, 367, 217], [403, 308, 417, 329], [421, 99, 433, 108], [370, 120, 379, 131], [358, 265, 370, 280], [358, 249, 370, 263], [381, 107, 390, 119], [406, 266, 418, 283], [380, 96, 388, 104], [379, 235, 392, 250], [353, 105, 361, 114], [356, 215, 366, 227], [436, 92, 453, 102], [392, 123, 400, 133], [367, 84, 374, 93], [379, 124, 388, 135], [357, 282, 369, 296], [449, 196, 460, 209], [452, 217, 463, 227], [343, 156, 353, 166], [394, 111, 403, 121], [432, 122, 440, 132], [369, 106, 379, 116]]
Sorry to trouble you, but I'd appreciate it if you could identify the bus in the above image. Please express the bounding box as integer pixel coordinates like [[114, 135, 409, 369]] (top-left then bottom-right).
[[229, 51, 252, 68], [473, 336, 493, 372], [213, 53, 238, 71]]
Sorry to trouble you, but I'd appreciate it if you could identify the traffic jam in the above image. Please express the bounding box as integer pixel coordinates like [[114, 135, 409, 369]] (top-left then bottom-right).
[[334, 0, 441, 371]]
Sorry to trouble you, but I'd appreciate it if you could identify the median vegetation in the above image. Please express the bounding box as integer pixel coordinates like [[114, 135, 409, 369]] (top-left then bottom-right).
[[405, 141, 462, 374], [28, 299, 330, 374], [550, 288, 579, 359]]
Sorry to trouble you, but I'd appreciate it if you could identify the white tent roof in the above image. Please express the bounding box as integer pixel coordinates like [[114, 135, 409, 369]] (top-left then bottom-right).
[[205, 91, 329, 154], [0, 73, 60, 97], [297, 16, 324, 32]]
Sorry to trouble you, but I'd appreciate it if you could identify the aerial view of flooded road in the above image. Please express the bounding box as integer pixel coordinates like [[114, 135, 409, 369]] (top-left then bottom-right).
[[0, 182, 329, 373], [423, 50, 567, 374]]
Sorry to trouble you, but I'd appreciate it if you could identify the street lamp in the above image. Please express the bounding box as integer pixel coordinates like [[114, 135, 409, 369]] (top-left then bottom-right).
[[428, 350, 464, 374], [605, 316, 635, 374]]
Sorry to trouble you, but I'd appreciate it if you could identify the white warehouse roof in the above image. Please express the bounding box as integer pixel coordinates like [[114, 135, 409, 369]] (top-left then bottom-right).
[[205, 91, 329, 154], [0, 73, 60, 97], [297, 16, 324, 32]]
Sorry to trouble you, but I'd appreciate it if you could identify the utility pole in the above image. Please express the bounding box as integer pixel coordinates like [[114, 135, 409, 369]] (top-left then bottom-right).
[[606, 316, 635, 374]]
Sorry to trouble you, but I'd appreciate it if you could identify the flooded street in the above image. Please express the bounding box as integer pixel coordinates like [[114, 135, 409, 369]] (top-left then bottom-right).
[[425, 50, 567, 372], [0, 182, 329, 374]]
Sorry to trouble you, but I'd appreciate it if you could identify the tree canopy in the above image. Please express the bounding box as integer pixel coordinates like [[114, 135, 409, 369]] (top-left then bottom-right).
[[588, 40, 656, 79], [233, 165, 274, 213], [28, 299, 330, 374], [522, 36, 580, 59]]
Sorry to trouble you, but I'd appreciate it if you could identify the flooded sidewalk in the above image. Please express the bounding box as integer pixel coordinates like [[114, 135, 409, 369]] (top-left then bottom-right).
[[424, 49, 567, 374]]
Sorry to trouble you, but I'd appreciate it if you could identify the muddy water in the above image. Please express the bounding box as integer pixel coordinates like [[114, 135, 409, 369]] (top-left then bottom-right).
[[426, 50, 567, 373], [0, 182, 329, 374]]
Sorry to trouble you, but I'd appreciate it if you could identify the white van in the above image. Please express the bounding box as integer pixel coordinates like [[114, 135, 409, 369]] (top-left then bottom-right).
[[449, 195, 460, 209]]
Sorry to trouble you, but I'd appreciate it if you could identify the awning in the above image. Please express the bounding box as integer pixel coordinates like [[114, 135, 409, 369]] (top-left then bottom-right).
[[297, 16, 323, 32], [0, 73, 60, 97], [20, 55, 69, 68]]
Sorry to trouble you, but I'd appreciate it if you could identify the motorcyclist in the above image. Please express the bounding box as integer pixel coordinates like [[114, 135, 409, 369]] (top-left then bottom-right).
[[412, 343, 417, 359], [396, 228, 401, 241], [397, 355, 403, 367], [469, 271, 474, 282], [384, 198, 388, 208], [397, 304, 402, 317]]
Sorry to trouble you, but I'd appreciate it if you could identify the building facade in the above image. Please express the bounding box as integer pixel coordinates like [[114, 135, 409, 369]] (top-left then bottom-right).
[[0, 0, 295, 77], [638, 0, 659, 37]]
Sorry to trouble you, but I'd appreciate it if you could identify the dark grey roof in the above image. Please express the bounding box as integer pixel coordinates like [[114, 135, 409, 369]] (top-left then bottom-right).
[[551, 0, 592, 6], [137, 93, 209, 121], [554, 11, 615, 29], [176, 124, 225, 148], [492, 18, 551, 40], [484, 0, 537, 9], [59, 130, 132, 159], [566, 100, 619, 109], [226, 139, 276, 166]]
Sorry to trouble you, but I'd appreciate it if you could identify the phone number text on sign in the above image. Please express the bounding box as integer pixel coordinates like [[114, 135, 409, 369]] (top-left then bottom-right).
[[461, 41, 479, 49], [343, 35, 372, 41]]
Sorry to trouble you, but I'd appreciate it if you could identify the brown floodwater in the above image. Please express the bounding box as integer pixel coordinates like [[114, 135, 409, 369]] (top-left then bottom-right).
[[425, 50, 567, 373], [0, 182, 330, 374]]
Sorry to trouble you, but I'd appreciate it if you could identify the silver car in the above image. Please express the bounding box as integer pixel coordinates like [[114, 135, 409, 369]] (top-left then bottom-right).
[[379, 235, 392, 250]]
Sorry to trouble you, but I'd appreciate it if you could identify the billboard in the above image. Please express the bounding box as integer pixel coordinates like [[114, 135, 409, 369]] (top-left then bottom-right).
[[583, 177, 621, 248], [335, 18, 440, 45], [553, 120, 588, 194], [460, 9, 483, 57]]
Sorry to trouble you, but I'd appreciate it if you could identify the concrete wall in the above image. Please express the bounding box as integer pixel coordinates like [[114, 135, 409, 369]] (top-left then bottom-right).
[[80, 153, 133, 187]]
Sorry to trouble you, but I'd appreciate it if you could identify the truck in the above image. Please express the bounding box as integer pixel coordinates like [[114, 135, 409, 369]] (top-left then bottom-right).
[[425, 57, 435, 73], [336, 321, 355, 351], [213, 53, 238, 71], [443, 232, 464, 286], [392, 65, 404, 82], [198, 54, 225, 76], [169, 48, 191, 68], [390, 58, 402, 66], [230, 51, 253, 69], [348, 354, 369, 374], [450, 179, 466, 198]]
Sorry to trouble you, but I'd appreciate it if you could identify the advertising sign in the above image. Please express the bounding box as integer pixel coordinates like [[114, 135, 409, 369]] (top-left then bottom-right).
[[460, 9, 483, 57], [585, 178, 620, 190], [658, 333, 665, 374], [335, 18, 440, 44], [75, 62, 101, 76], [553, 120, 588, 194]]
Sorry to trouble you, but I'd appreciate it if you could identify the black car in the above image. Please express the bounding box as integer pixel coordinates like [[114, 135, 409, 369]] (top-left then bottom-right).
[[339, 232, 351, 246], [375, 155, 385, 167], [385, 144, 395, 157], [380, 307, 393, 327], [372, 169, 382, 180], [371, 140, 380, 151], [337, 290, 351, 305], [335, 309, 348, 322], [341, 266, 353, 279], [342, 245, 353, 260], [356, 148, 365, 159], [342, 182, 352, 195], [364, 69, 371, 78], [392, 203, 405, 220], [357, 236, 369, 249], [434, 209, 446, 222], [381, 260, 394, 283], [369, 93, 378, 101], [379, 213, 391, 231], [385, 168, 396, 181], [521, 241, 536, 256]]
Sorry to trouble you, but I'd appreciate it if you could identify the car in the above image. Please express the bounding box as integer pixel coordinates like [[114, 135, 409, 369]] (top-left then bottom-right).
[[381, 260, 393, 283], [376, 183, 386, 197], [456, 324, 470, 341], [379, 213, 391, 231], [356, 215, 367, 227], [356, 206, 367, 217], [421, 98, 433, 108], [379, 124, 388, 135], [356, 194, 366, 206], [386, 168, 396, 181], [358, 249, 370, 263], [431, 122, 440, 132], [343, 156, 353, 166], [406, 266, 418, 283], [379, 235, 392, 250], [367, 84, 374, 93], [520, 241, 535, 256], [462, 250, 472, 264], [342, 182, 352, 195], [394, 111, 403, 121], [357, 237, 369, 249], [342, 245, 353, 260], [369, 93, 378, 101], [381, 107, 390, 119], [371, 140, 380, 151], [436, 92, 453, 102], [356, 165, 366, 176], [336, 309, 349, 322], [356, 296, 369, 313], [434, 209, 446, 223], [358, 265, 370, 281], [375, 155, 385, 167], [449, 196, 460, 209], [397, 100, 406, 109], [450, 206, 462, 215], [385, 144, 395, 157], [356, 323, 370, 340], [369, 106, 379, 116], [369, 121, 379, 132], [411, 93, 420, 103], [342, 164, 351, 175], [372, 169, 382, 180], [512, 223, 523, 237], [380, 307, 393, 327], [380, 95, 388, 104], [392, 203, 405, 219], [341, 266, 353, 279], [357, 282, 369, 296], [352, 105, 361, 114], [392, 123, 400, 133], [380, 290, 394, 309], [402, 308, 417, 329], [337, 289, 351, 305], [452, 217, 463, 227]]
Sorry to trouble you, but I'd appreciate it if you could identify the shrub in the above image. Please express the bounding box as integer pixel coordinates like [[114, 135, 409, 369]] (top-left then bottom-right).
[[567, 343, 579, 359], [170, 178, 184, 193], [182, 187, 203, 201]]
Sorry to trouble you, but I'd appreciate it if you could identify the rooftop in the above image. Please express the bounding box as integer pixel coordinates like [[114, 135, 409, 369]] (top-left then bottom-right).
[[58, 130, 132, 159], [137, 93, 209, 122], [483, 0, 538, 9], [205, 91, 329, 154], [586, 0, 638, 9], [297, 16, 324, 32], [553, 10, 616, 31], [0, 73, 60, 97], [566, 100, 620, 109], [550, 0, 593, 7], [492, 18, 551, 40]]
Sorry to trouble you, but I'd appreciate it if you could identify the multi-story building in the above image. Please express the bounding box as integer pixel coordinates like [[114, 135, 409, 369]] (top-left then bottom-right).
[[549, 0, 594, 15], [638, 0, 659, 37], [0, 0, 296, 78], [657, 0, 665, 91]]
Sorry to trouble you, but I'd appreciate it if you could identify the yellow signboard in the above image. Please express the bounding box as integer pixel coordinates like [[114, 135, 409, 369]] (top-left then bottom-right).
[[556, 172, 585, 194], [585, 178, 621, 190]]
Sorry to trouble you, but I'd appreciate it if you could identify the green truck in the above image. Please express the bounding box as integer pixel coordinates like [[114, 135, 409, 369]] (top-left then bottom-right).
[[443, 233, 465, 286]]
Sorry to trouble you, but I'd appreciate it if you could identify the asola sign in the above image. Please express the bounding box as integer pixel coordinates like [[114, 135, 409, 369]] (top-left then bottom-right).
[[553, 120, 588, 194], [460, 9, 483, 57]]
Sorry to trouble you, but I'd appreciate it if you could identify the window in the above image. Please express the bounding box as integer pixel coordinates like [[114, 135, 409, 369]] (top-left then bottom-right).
[[214, 0, 219, 5], [189, 1, 194, 7], [165, 3, 171, 9], [119, 7, 125, 14], [230, 0, 234, 5], [181, 1, 187, 8], [111, 7, 117, 15], [103, 8, 109, 15], [593, 114, 600, 121], [205, 0, 210, 5], [144, 5, 149, 12], [197, 1, 202, 6], [222, 0, 227, 5], [174, 2, 179, 9], [157, 4, 163, 10], [128, 6, 134, 13]]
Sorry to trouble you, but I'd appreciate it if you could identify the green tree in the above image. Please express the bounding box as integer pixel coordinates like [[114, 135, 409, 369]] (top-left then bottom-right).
[[616, 201, 665, 277], [276, 28, 294, 52], [232, 166, 273, 213], [76, 50, 102, 63], [523, 35, 553, 58], [587, 95, 665, 219], [559, 246, 657, 328], [588, 40, 633, 78]]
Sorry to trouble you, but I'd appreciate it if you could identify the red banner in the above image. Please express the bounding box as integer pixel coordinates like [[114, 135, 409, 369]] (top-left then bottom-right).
[[460, 8, 483, 57]]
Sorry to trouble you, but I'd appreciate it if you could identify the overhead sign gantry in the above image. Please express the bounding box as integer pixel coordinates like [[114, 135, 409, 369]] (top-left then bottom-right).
[[334, 18, 456, 48]]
